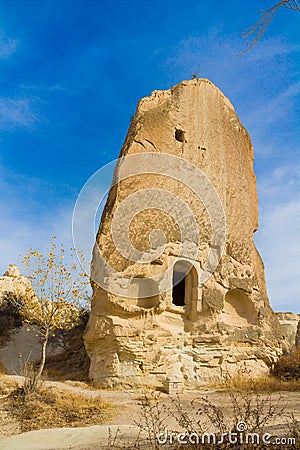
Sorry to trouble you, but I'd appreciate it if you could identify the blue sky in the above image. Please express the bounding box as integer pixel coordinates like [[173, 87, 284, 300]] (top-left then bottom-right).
[[0, 0, 299, 312]]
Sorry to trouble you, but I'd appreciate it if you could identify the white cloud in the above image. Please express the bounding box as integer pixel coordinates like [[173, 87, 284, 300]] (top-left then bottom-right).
[[255, 165, 300, 313], [257, 165, 300, 206], [240, 36, 299, 62], [0, 165, 109, 281], [244, 82, 300, 129], [161, 31, 300, 137], [0, 97, 41, 131], [72, 184, 108, 275], [0, 199, 73, 273], [162, 30, 298, 86], [0, 168, 73, 273], [0, 30, 17, 59]]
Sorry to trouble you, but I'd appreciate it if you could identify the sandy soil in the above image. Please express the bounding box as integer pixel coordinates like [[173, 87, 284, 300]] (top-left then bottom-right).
[[0, 376, 299, 449]]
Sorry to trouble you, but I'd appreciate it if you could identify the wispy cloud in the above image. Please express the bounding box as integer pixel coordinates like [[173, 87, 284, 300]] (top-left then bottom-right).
[[240, 36, 299, 62], [255, 165, 300, 313], [162, 29, 299, 84], [245, 82, 300, 129], [0, 203, 75, 274], [0, 164, 106, 277], [72, 184, 108, 274], [161, 29, 300, 129], [0, 30, 17, 58], [0, 97, 41, 131], [0, 169, 75, 274], [20, 84, 65, 92], [257, 164, 300, 207]]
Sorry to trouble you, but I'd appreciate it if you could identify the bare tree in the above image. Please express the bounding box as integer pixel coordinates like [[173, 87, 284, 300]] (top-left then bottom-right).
[[240, 1, 300, 54]]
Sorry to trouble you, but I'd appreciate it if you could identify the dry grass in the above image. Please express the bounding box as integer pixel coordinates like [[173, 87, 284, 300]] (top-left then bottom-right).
[[4, 385, 112, 433], [213, 374, 300, 392], [62, 380, 95, 390], [0, 376, 19, 396], [215, 349, 300, 392], [0, 361, 6, 376]]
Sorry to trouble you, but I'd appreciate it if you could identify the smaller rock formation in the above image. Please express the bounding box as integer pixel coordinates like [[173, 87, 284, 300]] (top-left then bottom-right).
[[276, 312, 300, 353], [0, 264, 31, 303], [3, 264, 22, 278]]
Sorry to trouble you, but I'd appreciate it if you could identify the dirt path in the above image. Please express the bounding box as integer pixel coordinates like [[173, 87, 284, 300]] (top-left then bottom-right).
[[1, 376, 299, 449]]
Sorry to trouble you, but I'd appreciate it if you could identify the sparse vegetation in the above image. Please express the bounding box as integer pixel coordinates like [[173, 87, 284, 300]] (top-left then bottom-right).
[[271, 347, 300, 381], [215, 373, 300, 392], [0, 374, 299, 449], [236, 375, 299, 392], [133, 387, 300, 450], [6, 236, 89, 390], [0, 377, 18, 396], [2, 383, 110, 434]]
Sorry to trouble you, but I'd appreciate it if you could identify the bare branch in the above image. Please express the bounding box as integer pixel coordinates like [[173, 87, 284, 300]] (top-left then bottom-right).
[[240, 1, 300, 55], [284, 0, 300, 10]]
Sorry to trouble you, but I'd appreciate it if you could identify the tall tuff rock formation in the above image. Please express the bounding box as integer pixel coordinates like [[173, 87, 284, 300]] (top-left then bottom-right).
[[84, 79, 282, 388]]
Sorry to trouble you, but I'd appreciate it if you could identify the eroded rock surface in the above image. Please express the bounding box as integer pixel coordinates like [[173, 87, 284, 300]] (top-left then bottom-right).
[[84, 79, 282, 388], [0, 265, 30, 303], [276, 312, 300, 352]]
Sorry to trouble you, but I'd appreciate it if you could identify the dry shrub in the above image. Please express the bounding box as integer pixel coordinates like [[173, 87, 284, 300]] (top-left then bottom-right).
[[271, 348, 300, 381], [209, 363, 300, 392], [224, 374, 300, 392], [134, 388, 298, 450], [6, 387, 111, 432], [138, 392, 170, 448]]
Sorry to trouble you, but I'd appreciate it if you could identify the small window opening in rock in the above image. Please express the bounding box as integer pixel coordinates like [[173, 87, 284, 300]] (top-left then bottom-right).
[[172, 271, 186, 306], [175, 129, 185, 142]]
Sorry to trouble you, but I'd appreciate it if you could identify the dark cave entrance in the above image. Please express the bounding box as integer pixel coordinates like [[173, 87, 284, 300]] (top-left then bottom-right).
[[172, 271, 186, 306]]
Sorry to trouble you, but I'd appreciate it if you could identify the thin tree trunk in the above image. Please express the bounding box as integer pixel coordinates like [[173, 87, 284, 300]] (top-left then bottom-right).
[[35, 328, 49, 386]]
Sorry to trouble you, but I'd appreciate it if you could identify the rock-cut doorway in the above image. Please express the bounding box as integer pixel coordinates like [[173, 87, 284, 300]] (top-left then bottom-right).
[[172, 260, 193, 307]]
